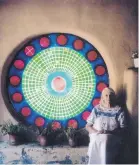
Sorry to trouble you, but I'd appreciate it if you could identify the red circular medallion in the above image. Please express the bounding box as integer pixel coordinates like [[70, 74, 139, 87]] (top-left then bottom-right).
[[97, 82, 107, 92], [12, 93, 22, 102], [87, 51, 98, 61], [92, 98, 100, 106], [35, 117, 45, 127], [10, 76, 20, 86], [40, 37, 50, 48], [14, 60, 25, 70], [24, 46, 35, 56], [57, 35, 67, 45], [95, 66, 106, 75], [82, 111, 91, 120], [21, 107, 31, 117], [73, 39, 84, 50], [68, 119, 78, 128], [52, 121, 61, 130]]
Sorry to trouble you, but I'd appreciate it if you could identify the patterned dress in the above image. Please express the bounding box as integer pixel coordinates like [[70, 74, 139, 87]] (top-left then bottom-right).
[[87, 104, 126, 164]]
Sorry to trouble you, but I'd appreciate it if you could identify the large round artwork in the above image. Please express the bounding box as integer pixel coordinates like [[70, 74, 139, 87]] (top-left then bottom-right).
[[7, 33, 109, 128]]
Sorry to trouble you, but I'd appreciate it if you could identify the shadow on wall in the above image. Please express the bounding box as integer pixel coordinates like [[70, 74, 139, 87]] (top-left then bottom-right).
[[116, 88, 138, 164]]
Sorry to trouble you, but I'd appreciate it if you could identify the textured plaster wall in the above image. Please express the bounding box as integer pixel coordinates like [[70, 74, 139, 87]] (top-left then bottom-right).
[[0, 0, 138, 151]]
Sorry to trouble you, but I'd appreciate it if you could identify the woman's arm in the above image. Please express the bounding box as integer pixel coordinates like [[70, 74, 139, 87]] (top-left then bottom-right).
[[85, 124, 98, 134], [107, 110, 127, 136]]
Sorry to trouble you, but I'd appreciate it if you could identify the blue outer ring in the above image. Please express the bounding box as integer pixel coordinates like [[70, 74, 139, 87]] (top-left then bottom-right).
[[7, 33, 109, 128]]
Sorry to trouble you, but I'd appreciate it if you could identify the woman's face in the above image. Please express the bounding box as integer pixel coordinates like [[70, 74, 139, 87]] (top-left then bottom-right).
[[101, 88, 116, 108]]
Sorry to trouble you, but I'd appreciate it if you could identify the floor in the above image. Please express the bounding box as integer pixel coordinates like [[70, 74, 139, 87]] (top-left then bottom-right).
[[0, 142, 88, 164]]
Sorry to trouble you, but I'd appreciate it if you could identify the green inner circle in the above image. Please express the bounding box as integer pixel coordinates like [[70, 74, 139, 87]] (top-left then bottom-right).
[[22, 47, 96, 120]]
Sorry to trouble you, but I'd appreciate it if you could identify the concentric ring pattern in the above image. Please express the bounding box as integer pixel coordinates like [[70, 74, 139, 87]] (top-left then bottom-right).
[[7, 33, 109, 128], [22, 48, 96, 120]]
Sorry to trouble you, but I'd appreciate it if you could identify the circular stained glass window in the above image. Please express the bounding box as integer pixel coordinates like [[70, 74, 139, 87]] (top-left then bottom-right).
[[7, 33, 109, 128]]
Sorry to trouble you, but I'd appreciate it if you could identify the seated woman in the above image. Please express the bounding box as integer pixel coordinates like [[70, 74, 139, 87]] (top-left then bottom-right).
[[86, 87, 127, 164]]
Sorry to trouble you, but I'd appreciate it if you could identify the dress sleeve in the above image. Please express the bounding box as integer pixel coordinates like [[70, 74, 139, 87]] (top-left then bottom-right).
[[86, 108, 97, 125], [117, 110, 127, 128]]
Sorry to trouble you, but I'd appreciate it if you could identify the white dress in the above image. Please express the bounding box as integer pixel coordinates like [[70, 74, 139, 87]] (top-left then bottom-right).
[[87, 104, 126, 164]]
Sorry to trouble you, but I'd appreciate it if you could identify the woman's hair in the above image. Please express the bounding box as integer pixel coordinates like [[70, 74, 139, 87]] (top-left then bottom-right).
[[100, 87, 117, 108]]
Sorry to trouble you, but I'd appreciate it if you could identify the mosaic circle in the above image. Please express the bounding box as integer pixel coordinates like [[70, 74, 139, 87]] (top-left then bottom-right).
[[7, 33, 109, 128], [22, 47, 95, 120]]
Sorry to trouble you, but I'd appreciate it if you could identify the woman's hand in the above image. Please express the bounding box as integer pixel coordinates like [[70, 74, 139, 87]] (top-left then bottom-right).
[[85, 124, 98, 134], [97, 130, 107, 134]]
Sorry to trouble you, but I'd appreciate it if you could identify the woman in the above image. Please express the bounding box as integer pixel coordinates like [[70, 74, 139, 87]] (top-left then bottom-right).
[[86, 87, 126, 164]]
